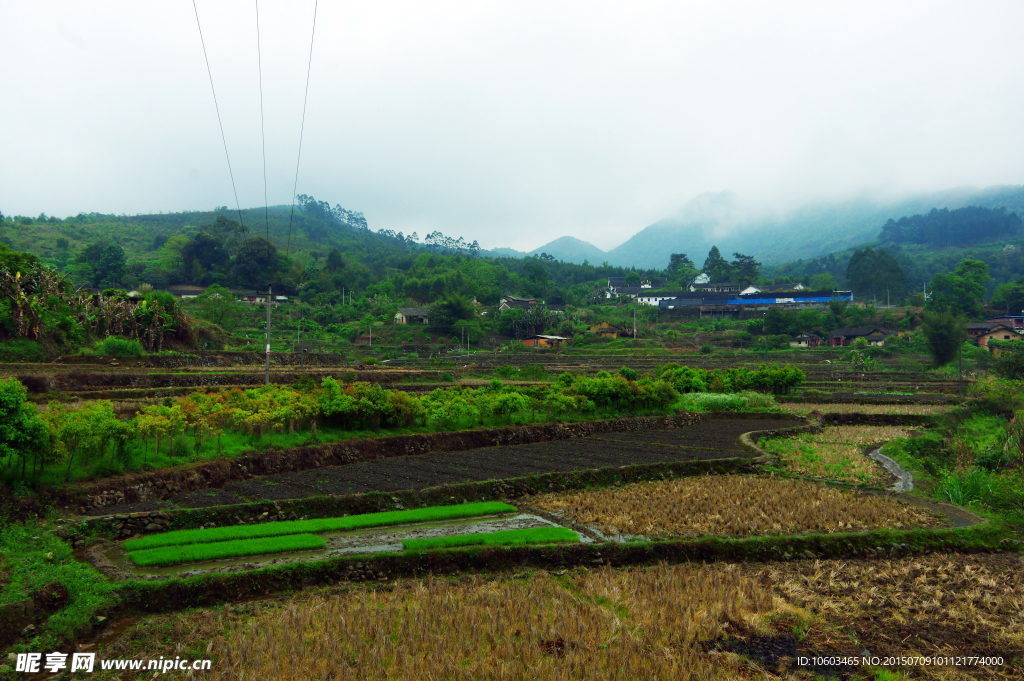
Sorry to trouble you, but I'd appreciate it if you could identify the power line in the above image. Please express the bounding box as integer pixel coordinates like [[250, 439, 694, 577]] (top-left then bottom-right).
[[255, 0, 270, 241], [191, 0, 245, 230], [287, 0, 318, 256]]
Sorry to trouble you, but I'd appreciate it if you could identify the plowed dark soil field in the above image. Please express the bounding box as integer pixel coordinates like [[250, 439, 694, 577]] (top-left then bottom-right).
[[160, 416, 796, 508]]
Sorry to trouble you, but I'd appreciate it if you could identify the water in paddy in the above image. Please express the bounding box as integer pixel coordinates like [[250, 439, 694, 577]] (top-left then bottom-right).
[[105, 513, 579, 577]]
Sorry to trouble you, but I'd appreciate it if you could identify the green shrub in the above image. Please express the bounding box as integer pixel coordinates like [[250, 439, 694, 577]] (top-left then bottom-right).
[[0, 339, 47, 362], [96, 336, 143, 356], [129, 534, 325, 566], [677, 391, 776, 412], [403, 526, 579, 551], [618, 366, 640, 381], [700, 343, 714, 354]]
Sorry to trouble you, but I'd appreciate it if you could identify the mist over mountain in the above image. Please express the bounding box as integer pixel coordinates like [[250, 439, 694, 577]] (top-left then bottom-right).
[[507, 185, 1024, 269]]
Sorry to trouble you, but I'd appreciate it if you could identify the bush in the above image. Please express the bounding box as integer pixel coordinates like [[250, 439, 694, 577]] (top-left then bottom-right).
[[96, 336, 144, 356], [969, 378, 1024, 415], [0, 339, 47, 362], [700, 343, 714, 354], [618, 366, 640, 381]]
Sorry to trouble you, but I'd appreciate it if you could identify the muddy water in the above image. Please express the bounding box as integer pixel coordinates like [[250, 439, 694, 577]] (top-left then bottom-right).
[[104, 513, 582, 578]]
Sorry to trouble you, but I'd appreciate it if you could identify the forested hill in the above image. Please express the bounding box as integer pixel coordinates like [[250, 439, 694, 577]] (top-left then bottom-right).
[[0, 196, 648, 310]]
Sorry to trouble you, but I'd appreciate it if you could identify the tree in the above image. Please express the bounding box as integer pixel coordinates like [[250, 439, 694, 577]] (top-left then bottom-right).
[[763, 308, 797, 335], [234, 237, 278, 287], [0, 377, 49, 481], [927, 258, 991, 318], [429, 295, 477, 330], [702, 246, 732, 283], [846, 247, 905, 301], [920, 309, 967, 367], [194, 284, 240, 330], [809, 272, 837, 291], [97, 243, 127, 288], [325, 248, 344, 272], [181, 232, 230, 282], [990, 277, 1024, 315], [667, 253, 700, 289], [730, 253, 761, 288], [625, 271, 641, 287]]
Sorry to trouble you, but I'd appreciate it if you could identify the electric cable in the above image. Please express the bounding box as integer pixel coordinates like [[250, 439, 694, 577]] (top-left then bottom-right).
[[286, 0, 318, 256], [191, 0, 245, 230], [255, 0, 270, 241]]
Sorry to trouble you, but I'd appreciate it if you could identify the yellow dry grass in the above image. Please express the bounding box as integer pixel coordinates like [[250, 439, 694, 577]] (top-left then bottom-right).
[[762, 425, 921, 485], [778, 402, 949, 415], [104, 565, 777, 680], [745, 552, 1024, 680], [530, 475, 940, 538]]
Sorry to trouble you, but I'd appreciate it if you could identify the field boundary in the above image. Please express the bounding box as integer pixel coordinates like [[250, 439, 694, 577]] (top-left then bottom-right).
[[113, 521, 1010, 613], [69, 411, 711, 512], [79, 456, 762, 537]]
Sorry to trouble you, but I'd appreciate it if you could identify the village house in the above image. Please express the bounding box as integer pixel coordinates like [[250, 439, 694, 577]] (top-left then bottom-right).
[[789, 332, 822, 348], [968, 322, 1018, 349], [521, 334, 570, 348], [636, 291, 691, 306], [394, 307, 430, 324], [498, 295, 536, 312], [589, 321, 622, 338], [828, 327, 895, 347], [689, 282, 741, 293], [984, 315, 1024, 331], [165, 284, 206, 299], [740, 283, 806, 295]]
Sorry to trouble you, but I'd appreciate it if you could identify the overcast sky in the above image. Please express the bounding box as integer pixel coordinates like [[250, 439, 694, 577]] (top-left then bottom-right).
[[2, 1, 1023, 252]]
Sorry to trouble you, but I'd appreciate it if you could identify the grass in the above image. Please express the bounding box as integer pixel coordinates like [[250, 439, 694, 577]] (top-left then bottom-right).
[[124, 502, 518, 551], [676, 391, 777, 412], [530, 476, 942, 538], [760, 425, 921, 485], [128, 534, 326, 566], [0, 519, 117, 653], [402, 526, 580, 551]]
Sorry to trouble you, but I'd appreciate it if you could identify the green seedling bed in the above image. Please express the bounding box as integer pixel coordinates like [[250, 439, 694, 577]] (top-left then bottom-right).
[[403, 526, 579, 551], [128, 534, 326, 567], [124, 502, 518, 551]]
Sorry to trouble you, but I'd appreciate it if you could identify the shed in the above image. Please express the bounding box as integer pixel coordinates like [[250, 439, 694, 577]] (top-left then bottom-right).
[[522, 334, 569, 348]]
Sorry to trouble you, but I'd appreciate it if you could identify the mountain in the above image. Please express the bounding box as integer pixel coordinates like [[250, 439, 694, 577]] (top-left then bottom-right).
[[602, 185, 1024, 270], [527, 236, 607, 264]]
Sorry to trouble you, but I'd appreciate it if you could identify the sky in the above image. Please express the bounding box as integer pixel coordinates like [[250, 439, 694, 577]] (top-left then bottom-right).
[[2, 1, 1023, 252]]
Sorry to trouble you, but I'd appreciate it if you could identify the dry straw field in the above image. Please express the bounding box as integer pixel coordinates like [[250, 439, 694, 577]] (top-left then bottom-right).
[[105, 565, 778, 680], [743, 552, 1024, 680], [761, 425, 922, 485], [530, 475, 941, 538]]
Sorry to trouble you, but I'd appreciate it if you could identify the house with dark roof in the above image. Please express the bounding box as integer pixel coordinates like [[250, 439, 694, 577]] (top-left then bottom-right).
[[165, 285, 207, 299], [968, 322, 1018, 348], [689, 282, 741, 293], [636, 291, 691, 306], [395, 307, 430, 324], [498, 295, 537, 312], [985, 315, 1024, 331], [789, 332, 822, 348], [828, 327, 895, 347]]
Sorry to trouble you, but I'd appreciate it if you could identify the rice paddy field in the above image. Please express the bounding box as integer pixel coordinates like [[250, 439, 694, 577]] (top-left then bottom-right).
[[760, 425, 922, 485], [530, 475, 943, 538], [88, 553, 1024, 680]]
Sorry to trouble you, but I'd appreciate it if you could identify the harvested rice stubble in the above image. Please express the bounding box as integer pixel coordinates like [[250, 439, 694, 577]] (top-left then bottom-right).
[[531, 475, 942, 538]]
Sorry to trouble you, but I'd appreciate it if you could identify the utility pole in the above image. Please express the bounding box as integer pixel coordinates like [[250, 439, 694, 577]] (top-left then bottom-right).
[[633, 308, 636, 339], [299, 319, 304, 367], [958, 342, 963, 398], [264, 284, 272, 385]]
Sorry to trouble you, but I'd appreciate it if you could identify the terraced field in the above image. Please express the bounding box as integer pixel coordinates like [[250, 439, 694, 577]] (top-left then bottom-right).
[[147, 416, 798, 509]]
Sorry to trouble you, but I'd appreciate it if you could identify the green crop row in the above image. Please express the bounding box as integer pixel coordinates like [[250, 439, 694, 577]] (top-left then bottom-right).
[[124, 502, 518, 551], [402, 526, 579, 551], [128, 534, 326, 567]]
